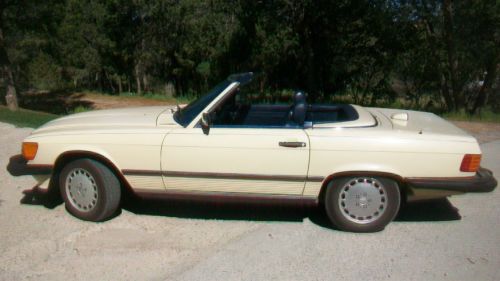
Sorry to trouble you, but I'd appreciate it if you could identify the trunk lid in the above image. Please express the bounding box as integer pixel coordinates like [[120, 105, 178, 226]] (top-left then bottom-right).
[[369, 108, 476, 142]]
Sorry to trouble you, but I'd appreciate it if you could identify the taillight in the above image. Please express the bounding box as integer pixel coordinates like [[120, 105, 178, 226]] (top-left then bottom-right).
[[460, 154, 481, 172], [22, 142, 38, 161]]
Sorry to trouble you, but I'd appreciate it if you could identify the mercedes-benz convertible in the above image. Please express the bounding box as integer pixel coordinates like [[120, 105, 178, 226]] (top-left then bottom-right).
[[19, 72, 497, 232]]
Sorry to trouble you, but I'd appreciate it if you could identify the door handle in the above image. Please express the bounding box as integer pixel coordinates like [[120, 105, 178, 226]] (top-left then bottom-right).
[[279, 141, 307, 148]]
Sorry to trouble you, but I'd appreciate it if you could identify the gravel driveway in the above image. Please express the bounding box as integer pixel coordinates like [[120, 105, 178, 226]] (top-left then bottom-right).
[[1, 121, 499, 281]]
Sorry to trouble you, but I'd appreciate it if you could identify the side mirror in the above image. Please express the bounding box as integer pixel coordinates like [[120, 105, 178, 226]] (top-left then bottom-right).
[[201, 112, 211, 135]]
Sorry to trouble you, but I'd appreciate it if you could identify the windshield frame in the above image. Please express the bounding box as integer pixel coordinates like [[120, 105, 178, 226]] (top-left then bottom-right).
[[173, 73, 255, 127], [174, 80, 234, 127]]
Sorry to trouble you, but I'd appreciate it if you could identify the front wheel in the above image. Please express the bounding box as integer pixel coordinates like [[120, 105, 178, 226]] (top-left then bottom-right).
[[59, 158, 121, 221], [324, 176, 400, 232]]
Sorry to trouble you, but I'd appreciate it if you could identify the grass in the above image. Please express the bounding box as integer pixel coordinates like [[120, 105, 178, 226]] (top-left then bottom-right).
[[118, 91, 175, 101], [442, 109, 500, 123], [118, 91, 195, 104], [0, 105, 59, 128]]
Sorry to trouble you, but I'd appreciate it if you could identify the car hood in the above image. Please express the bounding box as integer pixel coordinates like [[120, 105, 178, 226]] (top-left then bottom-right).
[[31, 106, 174, 136]]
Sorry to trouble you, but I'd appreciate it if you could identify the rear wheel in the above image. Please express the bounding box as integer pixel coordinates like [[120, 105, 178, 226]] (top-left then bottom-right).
[[59, 158, 121, 221], [324, 176, 400, 232]]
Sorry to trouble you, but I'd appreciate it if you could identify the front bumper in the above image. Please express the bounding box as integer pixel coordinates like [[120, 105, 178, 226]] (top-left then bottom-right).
[[406, 168, 497, 193], [7, 155, 53, 176]]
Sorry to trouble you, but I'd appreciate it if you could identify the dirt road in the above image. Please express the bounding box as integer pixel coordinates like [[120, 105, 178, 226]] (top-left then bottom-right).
[[1, 121, 499, 281]]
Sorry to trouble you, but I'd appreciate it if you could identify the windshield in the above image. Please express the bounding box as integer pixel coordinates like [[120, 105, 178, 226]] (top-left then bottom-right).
[[174, 80, 234, 127], [173, 72, 255, 127]]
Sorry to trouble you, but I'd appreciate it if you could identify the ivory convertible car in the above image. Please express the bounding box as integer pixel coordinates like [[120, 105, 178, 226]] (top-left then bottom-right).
[[20, 73, 496, 232]]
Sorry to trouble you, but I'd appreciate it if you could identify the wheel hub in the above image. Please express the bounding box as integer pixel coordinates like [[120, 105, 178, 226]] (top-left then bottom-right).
[[65, 168, 98, 212], [338, 178, 387, 224]]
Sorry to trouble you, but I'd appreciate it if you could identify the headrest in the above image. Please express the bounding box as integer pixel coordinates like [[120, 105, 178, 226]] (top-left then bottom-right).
[[293, 102, 306, 125], [294, 91, 306, 105]]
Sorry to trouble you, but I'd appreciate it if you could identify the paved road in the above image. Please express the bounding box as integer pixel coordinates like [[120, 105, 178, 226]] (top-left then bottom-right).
[[0, 122, 499, 281]]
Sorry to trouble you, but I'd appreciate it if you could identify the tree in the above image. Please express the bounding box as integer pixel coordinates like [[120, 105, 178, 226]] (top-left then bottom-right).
[[1, 0, 65, 110], [1, 0, 497, 114], [396, 0, 499, 112], [0, 1, 18, 111]]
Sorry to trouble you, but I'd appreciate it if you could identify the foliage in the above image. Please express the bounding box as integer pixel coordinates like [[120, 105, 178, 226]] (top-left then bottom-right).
[[27, 53, 66, 90], [70, 105, 91, 114], [394, 0, 499, 113], [0, 0, 498, 113], [442, 108, 500, 123], [118, 91, 194, 103]]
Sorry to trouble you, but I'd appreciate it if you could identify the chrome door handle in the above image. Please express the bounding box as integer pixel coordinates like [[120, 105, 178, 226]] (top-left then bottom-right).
[[279, 141, 306, 148]]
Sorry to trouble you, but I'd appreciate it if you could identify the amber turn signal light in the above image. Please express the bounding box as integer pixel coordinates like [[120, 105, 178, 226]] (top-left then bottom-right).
[[22, 142, 38, 161], [460, 154, 481, 172]]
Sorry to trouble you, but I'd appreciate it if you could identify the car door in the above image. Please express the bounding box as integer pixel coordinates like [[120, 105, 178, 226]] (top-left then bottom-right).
[[161, 126, 309, 195]]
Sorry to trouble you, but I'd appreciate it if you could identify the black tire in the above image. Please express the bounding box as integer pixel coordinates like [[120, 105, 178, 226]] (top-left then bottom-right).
[[59, 158, 121, 221], [324, 176, 400, 232]]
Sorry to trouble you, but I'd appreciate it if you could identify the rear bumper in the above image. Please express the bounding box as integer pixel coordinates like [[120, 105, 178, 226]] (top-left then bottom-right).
[[406, 168, 497, 193]]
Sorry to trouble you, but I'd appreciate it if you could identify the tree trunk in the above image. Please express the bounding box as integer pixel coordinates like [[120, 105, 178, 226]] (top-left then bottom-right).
[[164, 82, 174, 98], [305, 36, 317, 100], [443, 0, 461, 111], [440, 74, 454, 111], [419, 4, 454, 111], [470, 58, 499, 114], [142, 74, 149, 93], [117, 76, 123, 94], [135, 62, 142, 95], [0, 17, 18, 111], [104, 71, 115, 93], [96, 72, 102, 92], [5, 80, 18, 111]]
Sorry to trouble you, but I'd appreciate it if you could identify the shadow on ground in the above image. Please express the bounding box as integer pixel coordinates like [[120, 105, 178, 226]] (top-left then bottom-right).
[[20, 186, 62, 209], [20, 90, 94, 114], [122, 197, 461, 230], [396, 198, 461, 221], [6, 155, 63, 209], [16, 183, 461, 230]]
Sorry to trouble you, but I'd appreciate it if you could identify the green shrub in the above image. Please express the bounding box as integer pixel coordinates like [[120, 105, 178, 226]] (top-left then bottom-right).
[[71, 105, 91, 114], [443, 108, 500, 123], [27, 53, 67, 90]]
